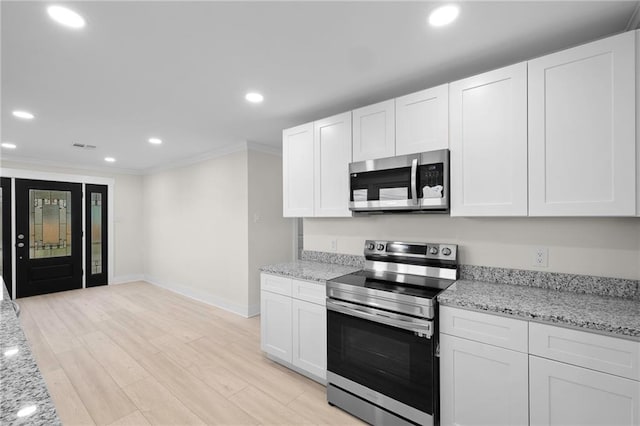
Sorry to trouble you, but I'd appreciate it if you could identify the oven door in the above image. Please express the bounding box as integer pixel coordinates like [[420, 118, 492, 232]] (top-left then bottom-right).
[[326, 299, 437, 424]]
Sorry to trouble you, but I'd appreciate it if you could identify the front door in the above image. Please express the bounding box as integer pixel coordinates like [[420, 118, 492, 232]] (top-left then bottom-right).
[[15, 179, 82, 298]]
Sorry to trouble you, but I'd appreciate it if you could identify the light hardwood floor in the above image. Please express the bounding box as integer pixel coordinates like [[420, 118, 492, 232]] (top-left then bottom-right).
[[18, 281, 364, 426]]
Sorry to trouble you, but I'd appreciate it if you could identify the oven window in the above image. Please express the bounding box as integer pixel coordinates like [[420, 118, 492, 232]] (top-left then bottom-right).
[[327, 310, 435, 414]]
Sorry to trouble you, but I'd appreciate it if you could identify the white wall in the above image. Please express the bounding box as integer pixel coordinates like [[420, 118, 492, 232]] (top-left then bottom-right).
[[304, 216, 640, 280], [112, 173, 145, 281], [0, 160, 144, 282], [247, 150, 294, 315], [142, 150, 251, 315]]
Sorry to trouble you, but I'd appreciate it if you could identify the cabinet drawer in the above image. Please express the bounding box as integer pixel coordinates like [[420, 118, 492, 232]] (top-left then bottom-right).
[[529, 322, 640, 381], [440, 306, 528, 352], [260, 273, 292, 296], [292, 279, 326, 306]]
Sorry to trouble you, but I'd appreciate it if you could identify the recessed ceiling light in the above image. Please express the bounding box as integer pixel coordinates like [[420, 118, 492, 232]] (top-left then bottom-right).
[[17, 405, 37, 418], [104, 157, 116, 163], [1, 143, 17, 149], [245, 92, 264, 103], [428, 4, 460, 27], [47, 5, 86, 29], [148, 137, 162, 145], [12, 110, 35, 120]]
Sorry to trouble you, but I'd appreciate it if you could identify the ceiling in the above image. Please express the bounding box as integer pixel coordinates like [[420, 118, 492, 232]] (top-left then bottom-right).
[[2, 1, 639, 173]]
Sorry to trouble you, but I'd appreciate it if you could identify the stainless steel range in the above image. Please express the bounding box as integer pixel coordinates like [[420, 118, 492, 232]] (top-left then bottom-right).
[[326, 240, 458, 426]]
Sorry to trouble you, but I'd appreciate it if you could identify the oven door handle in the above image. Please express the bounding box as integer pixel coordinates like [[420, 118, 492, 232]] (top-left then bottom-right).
[[327, 299, 433, 338]]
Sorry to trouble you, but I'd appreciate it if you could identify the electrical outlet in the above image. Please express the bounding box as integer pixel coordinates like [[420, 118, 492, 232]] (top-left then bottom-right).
[[330, 239, 338, 252], [533, 247, 548, 268]]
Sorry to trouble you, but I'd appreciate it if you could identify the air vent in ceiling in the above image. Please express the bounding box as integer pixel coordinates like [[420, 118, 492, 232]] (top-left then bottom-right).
[[72, 143, 97, 149]]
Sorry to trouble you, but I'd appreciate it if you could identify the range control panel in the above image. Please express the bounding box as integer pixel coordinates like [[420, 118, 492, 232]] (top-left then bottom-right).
[[363, 240, 457, 261]]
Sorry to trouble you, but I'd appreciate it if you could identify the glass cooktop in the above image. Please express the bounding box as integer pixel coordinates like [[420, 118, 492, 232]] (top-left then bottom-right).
[[329, 269, 455, 300]]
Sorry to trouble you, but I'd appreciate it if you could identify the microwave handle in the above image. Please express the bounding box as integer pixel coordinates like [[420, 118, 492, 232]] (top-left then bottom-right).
[[410, 158, 418, 205]]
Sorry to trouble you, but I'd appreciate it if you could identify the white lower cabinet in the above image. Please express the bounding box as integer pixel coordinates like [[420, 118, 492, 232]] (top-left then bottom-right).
[[260, 290, 292, 362], [529, 356, 640, 426], [440, 306, 640, 426], [292, 299, 326, 380], [440, 334, 529, 426], [439, 307, 529, 426], [260, 273, 326, 382]]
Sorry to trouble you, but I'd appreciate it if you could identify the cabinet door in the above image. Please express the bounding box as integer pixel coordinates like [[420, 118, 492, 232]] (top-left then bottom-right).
[[530, 356, 640, 426], [283, 123, 314, 217], [529, 31, 636, 216], [260, 291, 292, 363], [396, 84, 449, 155], [314, 112, 352, 217], [352, 99, 395, 161], [291, 299, 326, 380], [440, 334, 529, 426], [449, 62, 528, 216]]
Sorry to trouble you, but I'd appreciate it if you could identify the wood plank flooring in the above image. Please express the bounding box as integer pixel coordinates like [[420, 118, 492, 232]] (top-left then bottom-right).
[[18, 281, 364, 426]]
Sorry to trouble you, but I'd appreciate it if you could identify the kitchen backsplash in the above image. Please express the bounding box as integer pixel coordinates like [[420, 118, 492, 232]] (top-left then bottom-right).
[[304, 250, 640, 301], [460, 265, 639, 301], [300, 250, 365, 268]]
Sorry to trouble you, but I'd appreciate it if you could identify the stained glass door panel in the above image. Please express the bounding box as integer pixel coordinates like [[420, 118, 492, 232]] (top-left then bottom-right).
[[29, 190, 72, 259], [86, 184, 107, 287]]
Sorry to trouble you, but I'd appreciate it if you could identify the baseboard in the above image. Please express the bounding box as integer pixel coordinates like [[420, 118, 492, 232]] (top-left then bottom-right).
[[247, 303, 260, 318], [144, 274, 253, 318], [111, 274, 145, 285]]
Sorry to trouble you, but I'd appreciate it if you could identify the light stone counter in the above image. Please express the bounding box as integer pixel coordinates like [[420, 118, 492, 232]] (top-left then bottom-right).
[[439, 279, 640, 341], [260, 260, 360, 283], [0, 280, 61, 425]]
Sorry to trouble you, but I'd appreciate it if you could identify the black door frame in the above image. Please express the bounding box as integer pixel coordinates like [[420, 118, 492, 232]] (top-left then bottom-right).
[[15, 179, 83, 298], [1, 178, 13, 297], [85, 184, 108, 287]]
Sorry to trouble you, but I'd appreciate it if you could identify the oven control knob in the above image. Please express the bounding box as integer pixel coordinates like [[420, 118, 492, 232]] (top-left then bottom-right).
[[429, 246, 439, 255], [442, 247, 452, 256], [377, 244, 385, 251], [367, 243, 375, 250]]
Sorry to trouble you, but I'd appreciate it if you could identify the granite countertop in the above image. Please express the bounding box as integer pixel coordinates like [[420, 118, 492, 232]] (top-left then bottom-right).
[[260, 260, 360, 283], [438, 279, 640, 341], [0, 281, 61, 425]]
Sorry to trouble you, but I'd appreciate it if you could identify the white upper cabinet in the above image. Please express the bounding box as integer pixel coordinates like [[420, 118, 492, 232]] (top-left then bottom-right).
[[396, 84, 449, 155], [352, 99, 395, 161], [450, 62, 529, 216], [314, 112, 352, 217], [283, 123, 314, 217], [529, 31, 637, 216]]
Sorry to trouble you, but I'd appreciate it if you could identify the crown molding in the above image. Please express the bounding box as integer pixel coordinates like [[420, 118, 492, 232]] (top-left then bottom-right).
[[142, 141, 281, 175], [0, 141, 282, 177], [626, 2, 640, 30], [0, 154, 143, 175], [247, 141, 282, 157]]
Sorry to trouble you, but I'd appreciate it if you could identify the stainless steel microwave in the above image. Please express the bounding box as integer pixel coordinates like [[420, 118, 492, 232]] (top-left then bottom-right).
[[349, 149, 449, 213]]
